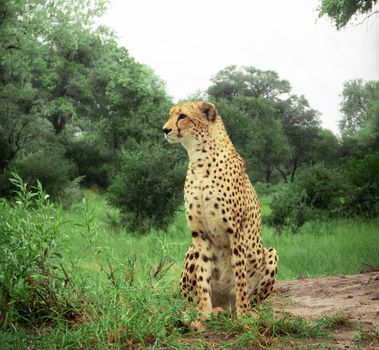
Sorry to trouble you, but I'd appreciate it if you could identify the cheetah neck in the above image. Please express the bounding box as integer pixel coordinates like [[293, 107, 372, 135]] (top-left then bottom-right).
[[182, 119, 235, 163]]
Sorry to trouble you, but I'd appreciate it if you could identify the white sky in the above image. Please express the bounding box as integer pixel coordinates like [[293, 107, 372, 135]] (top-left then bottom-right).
[[99, 0, 379, 132]]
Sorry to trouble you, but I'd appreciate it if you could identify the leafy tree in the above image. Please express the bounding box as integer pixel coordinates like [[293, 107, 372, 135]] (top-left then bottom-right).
[[339, 79, 379, 160], [208, 65, 291, 101], [232, 96, 291, 183], [215, 99, 255, 160], [100, 56, 171, 151], [208, 65, 321, 183], [318, 0, 378, 29], [311, 128, 341, 166], [0, 0, 109, 193], [339, 79, 379, 135], [214, 97, 291, 184], [276, 95, 321, 182]]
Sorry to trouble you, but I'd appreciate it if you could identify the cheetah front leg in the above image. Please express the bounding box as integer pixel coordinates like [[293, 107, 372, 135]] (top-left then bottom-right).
[[228, 228, 251, 318], [180, 245, 197, 303], [180, 241, 212, 331], [191, 232, 213, 322]]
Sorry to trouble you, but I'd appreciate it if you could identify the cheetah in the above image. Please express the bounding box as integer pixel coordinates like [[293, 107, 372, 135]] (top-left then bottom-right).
[[162, 101, 278, 328]]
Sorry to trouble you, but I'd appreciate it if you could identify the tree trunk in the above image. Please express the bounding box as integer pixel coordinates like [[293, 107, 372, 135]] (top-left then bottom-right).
[[276, 167, 288, 183], [290, 159, 300, 182], [265, 165, 273, 185]]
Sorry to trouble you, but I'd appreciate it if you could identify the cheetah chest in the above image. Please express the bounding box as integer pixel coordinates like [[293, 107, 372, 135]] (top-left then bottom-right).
[[184, 167, 231, 249], [185, 174, 236, 291]]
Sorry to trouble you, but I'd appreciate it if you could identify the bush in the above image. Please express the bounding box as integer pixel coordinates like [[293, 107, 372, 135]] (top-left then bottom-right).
[[295, 165, 345, 213], [107, 143, 186, 232], [268, 156, 379, 231], [268, 165, 344, 231], [343, 151, 379, 217], [0, 174, 80, 327], [13, 148, 75, 201], [65, 135, 114, 188], [268, 184, 319, 231], [254, 182, 280, 197]]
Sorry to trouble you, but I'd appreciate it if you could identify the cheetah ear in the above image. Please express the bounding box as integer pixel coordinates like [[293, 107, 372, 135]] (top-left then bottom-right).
[[200, 102, 217, 122]]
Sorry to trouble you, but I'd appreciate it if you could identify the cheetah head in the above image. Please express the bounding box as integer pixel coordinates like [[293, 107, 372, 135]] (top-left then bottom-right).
[[162, 101, 218, 145]]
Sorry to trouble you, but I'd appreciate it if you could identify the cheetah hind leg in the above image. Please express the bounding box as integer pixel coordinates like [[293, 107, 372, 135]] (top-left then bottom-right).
[[251, 247, 278, 304]]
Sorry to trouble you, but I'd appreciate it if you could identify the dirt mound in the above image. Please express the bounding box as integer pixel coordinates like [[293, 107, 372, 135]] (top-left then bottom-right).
[[274, 271, 379, 349]]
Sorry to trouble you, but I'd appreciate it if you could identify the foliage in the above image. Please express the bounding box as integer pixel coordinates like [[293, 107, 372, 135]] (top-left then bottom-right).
[[208, 65, 320, 183], [13, 148, 75, 201], [0, 174, 79, 327], [339, 79, 379, 135], [268, 165, 345, 230], [268, 153, 379, 230], [312, 128, 341, 166], [64, 134, 114, 188], [107, 143, 186, 231], [0, 0, 176, 222], [275, 95, 321, 182], [318, 0, 378, 29], [208, 65, 291, 101], [342, 151, 379, 218]]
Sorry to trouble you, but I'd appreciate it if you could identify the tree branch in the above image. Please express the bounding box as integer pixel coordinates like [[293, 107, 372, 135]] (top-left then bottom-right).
[[354, 10, 379, 27]]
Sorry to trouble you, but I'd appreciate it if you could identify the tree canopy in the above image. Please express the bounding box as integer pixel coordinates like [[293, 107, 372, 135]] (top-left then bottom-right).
[[318, 0, 379, 29], [208, 65, 320, 183]]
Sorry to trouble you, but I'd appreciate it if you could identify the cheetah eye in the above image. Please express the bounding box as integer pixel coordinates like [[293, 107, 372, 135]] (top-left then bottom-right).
[[178, 114, 187, 121]]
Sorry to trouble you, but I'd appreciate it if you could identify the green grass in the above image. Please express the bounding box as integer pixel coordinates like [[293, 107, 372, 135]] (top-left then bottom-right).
[[64, 192, 378, 281], [263, 218, 379, 279], [1, 191, 378, 349]]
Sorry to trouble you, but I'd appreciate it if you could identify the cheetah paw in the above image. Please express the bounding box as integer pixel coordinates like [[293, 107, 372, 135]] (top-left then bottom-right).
[[212, 307, 226, 316], [189, 320, 206, 331], [236, 308, 253, 318]]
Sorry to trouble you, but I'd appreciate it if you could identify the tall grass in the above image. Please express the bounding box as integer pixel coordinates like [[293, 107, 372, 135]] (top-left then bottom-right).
[[1, 190, 378, 349], [263, 219, 379, 279], [64, 192, 378, 281]]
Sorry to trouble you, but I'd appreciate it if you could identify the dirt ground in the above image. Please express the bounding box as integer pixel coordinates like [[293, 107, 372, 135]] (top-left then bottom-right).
[[273, 270, 379, 349]]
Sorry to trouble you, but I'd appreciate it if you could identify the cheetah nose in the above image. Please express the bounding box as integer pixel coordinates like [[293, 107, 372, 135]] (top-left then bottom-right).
[[162, 127, 172, 135]]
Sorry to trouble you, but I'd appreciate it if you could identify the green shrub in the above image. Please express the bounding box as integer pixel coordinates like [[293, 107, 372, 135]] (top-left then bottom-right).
[[65, 135, 114, 188], [107, 143, 186, 232], [268, 156, 379, 231], [295, 165, 345, 213], [59, 176, 85, 208], [0, 174, 80, 327], [268, 165, 344, 231], [254, 182, 280, 197], [13, 148, 74, 201], [268, 184, 317, 231], [343, 151, 379, 217]]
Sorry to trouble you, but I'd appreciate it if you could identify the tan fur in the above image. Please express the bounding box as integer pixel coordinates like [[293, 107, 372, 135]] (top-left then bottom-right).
[[162, 101, 278, 324]]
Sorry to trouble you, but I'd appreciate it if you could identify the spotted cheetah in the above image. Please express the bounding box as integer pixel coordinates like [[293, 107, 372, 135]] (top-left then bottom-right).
[[162, 101, 278, 328]]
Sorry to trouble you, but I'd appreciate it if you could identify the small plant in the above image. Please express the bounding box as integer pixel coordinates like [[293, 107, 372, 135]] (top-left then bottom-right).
[[353, 329, 379, 344], [0, 173, 80, 327]]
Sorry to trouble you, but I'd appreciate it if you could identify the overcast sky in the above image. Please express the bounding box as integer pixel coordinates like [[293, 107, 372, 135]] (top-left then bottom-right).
[[99, 0, 379, 132]]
